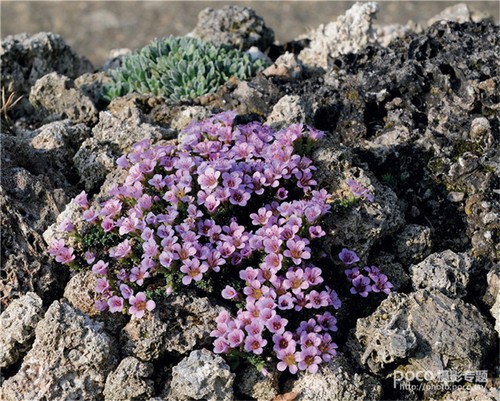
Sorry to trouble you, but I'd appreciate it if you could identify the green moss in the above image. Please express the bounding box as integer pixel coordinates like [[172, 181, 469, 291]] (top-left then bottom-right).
[[450, 139, 482, 162]]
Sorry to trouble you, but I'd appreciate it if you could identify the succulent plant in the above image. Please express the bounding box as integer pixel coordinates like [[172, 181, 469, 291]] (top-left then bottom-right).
[[102, 36, 268, 102]]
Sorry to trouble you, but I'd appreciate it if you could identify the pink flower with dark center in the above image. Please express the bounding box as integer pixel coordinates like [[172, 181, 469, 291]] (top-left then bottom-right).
[[48, 239, 66, 257], [316, 312, 338, 332], [100, 198, 122, 217], [265, 315, 288, 335], [108, 296, 124, 313], [300, 332, 322, 348], [296, 347, 322, 373], [350, 275, 372, 297], [82, 208, 98, 223], [84, 251, 96, 265], [309, 225, 326, 238], [129, 266, 150, 286], [180, 259, 208, 285], [101, 217, 115, 232], [284, 238, 311, 265], [250, 207, 273, 226], [197, 167, 220, 191], [276, 348, 299, 374], [227, 329, 245, 348], [283, 269, 309, 294], [338, 248, 360, 265], [244, 334, 267, 355], [229, 188, 251, 207], [318, 333, 338, 362], [128, 292, 156, 318], [306, 290, 329, 309]]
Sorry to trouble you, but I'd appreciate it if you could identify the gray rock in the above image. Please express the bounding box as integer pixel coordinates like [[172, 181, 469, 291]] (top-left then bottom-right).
[[263, 52, 304, 80], [121, 293, 224, 360], [0, 301, 118, 401], [299, 2, 379, 69], [166, 349, 234, 401], [0, 292, 44, 368], [1, 32, 93, 117], [74, 72, 110, 106], [427, 3, 473, 26], [410, 250, 472, 298], [288, 352, 382, 401], [29, 72, 98, 124], [265, 95, 312, 129], [317, 164, 405, 261], [121, 313, 169, 362], [236, 365, 279, 401], [349, 290, 495, 398], [486, 268, 500, 337], [441, 385, 500, 401], [103, 357, 155, 401], [393, 224, 432, 266], [74, 109, 174, 191], [190, 5, 274, 51], [63, 271, 99, 316]]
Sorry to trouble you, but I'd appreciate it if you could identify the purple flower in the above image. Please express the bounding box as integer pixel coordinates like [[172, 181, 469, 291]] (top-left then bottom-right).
[[265, 315, 288, 335], [316, 312, 338, 332], [92, 260, 108, 275], [227, 328, 245, 348], [73, 191, 89, 209], [318, 333, 338, 362], [221, 285, 239, 300], [128, 292, 156, 318], [350, 275, 372, 297], [309, 225, 326, 238], [95, 278, 110, 293], [197, 167, 221, 191], [129, 265, 150, 286], [371, 274, 394, 294], [107, 296, 124, 313], [213, 337, 230, 354], [244, 334, 267, 355], [58, 218, 74, 232], [109, 239, 132, 259], [346, 178, 374, 202], [345, 267, 361, 281], [296, 347, 322, 373], [180, 259, 208, 285], [120, 284, 134, 299], [276, 349, 299, 374], [55, 246, 75, 265], [338, 248, 360, 265], [84, 251, 96, 265], [284, 238, 311, 265]]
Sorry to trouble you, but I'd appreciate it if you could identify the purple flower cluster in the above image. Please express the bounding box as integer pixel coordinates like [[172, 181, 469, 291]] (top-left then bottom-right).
[[49, 110, 379, 373], [339, 248, 393, 297]]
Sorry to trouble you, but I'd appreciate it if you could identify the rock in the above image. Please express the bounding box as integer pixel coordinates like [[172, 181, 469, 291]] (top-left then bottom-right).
[[121, 313, 169, 362], [170, 106, 213, 132], [265, 95, 312, 129], [102, 48, 132, 71], [166, 349, 234, 401], [393, 224, 432, 266], [63, 271, 99, 317], [299, 2, 379, 69], [232, 78, 278, 117], [74, 72, 110, 106], [374, 22, 422, 48], [1, 32, 93, 117], [29, 72, 98, 124], [190, 5, 274, 51], [263, 52, 304, 80], [235, 365, 279, 401], [427, 3, 473, 26], [0, 301, 118, 401], [103, 357, 155, 401], [73, 109, 174, 191], [371, 252, 410, 292], [410, 250, 472, 298], [440, 385, 500, 401], [122, 292, 224, 360], [0, 292, 44, 368], [486, 268, 500, 337], [288, 352, 382, 401], [348, 290, 495, 399]]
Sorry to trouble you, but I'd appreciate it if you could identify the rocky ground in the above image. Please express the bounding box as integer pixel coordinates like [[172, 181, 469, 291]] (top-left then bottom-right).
[[1, 3, 499, 401]]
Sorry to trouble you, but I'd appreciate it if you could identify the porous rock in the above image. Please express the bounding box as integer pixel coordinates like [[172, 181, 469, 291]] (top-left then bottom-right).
[[440, 385, 500, 401], [265, 95, 312, 129], [299, 2, 379, 69], [0, 292, 44, 368], [0, 301, 118, 401], [288, 352, 382, 401], [410, 250, 473, 298], [1, 32, 93, 117], [190, 5, 274, 51], [263, 52, 304, 80], [103, 356, 155, 401], [393, 224, 432, 266], [348, 290, 495, 397], [73, 109, 174, 191], [166, 349, 234, 401], [29, 72, 98, 124], [235, 365, 279, 401]]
